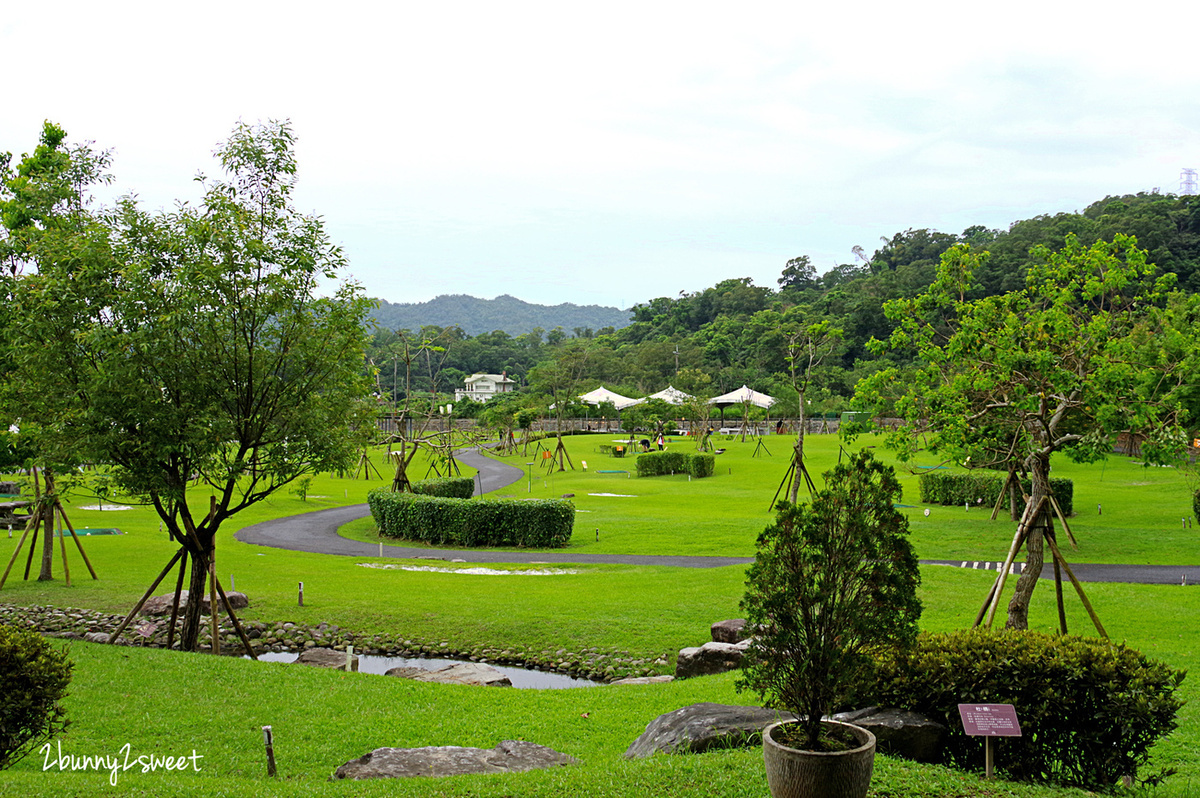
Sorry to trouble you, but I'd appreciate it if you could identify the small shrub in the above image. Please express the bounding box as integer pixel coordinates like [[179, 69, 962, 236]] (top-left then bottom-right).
[[367, 488, 574, 548], [854, 627, 1185, 789], [411, 476, 475, 499], [0, 624, 73, 770], [918, 472, 1074, 515], [685, 453, 715, 478]]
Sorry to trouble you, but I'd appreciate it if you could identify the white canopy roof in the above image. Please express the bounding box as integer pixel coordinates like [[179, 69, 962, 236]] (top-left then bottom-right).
[[708, 384, 776, 409], [578, 386, 641, 410], [647, 385, 694, 405]]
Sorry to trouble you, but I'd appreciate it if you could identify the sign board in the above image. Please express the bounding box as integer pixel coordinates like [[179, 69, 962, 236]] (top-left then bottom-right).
[[958, 704, 1021, 737]]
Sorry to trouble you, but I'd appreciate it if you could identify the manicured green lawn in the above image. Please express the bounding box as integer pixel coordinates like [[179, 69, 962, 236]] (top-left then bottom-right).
[[2, 432, 1199, 796]]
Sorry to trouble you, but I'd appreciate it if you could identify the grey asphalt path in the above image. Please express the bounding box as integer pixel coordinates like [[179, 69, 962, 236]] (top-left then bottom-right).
[[234, 448, 754, 568], [235, 448, 1200, 582]]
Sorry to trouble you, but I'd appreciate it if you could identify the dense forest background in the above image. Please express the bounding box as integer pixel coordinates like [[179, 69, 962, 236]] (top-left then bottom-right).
[[365, 191, 1200, 420]]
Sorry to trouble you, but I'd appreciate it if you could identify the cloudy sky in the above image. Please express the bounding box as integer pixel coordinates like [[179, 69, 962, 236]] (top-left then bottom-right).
[[4, 2, 1197, 310]]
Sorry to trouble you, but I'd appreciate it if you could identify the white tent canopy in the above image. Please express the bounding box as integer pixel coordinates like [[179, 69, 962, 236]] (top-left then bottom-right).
[[708, 385, 776, 409], [578, 386, 641, 410], [646, 385, 694, 405]]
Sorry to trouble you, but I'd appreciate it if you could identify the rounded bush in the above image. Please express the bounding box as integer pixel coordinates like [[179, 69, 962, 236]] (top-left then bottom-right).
[[855, 628, 1184, 789], [0, 624, 73, 770]]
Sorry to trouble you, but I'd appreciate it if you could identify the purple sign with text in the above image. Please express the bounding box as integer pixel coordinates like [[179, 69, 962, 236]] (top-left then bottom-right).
[[957, 704, 1022, 737]]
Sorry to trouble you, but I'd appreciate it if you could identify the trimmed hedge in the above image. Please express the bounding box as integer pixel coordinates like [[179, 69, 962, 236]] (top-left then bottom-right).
[[635, 451, 685, 476], [411, 477, 474, 499], [634, 451, 715, 479], [367, 488, 574, 548], [853, 628, 1184, 789], [918, 471, 1074, 516]]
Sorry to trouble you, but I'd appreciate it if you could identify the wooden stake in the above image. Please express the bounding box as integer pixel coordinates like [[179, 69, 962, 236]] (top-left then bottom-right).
[[55, 504, 97, 579], [213, 573, 257, 660], [166, 549, 188, 650], [107, 549, 185, 644], [262, 726, 277, 777], [1045, 534, 1108, 639]]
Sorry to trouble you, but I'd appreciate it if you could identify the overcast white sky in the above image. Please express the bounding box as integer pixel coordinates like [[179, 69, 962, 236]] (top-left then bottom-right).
[[4, 2, 1198, 309]]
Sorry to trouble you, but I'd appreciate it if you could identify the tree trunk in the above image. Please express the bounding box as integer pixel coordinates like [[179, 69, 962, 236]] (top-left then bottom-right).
[[38, 471, 56, 581], [1006, 453, 1051, 630], [787, 401, 807, 505], [179, 545, 210, 650]]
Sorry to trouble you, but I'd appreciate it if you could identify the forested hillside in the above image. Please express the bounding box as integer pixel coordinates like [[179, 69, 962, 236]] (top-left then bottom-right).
[[366, 191, 1200, 424], [370, 294, 632, 336]]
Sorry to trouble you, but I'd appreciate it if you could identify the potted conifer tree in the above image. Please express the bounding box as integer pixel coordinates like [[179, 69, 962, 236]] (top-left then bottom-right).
[[739, 450, 922, 798]]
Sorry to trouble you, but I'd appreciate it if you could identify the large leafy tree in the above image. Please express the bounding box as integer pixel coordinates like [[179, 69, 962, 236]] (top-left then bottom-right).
[[3, 121, 375, 651], [855, 236, 1187, 630]]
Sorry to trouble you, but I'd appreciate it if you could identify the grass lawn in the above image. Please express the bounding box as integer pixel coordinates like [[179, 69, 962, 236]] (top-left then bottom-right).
[[2, 432, 1199, 796]]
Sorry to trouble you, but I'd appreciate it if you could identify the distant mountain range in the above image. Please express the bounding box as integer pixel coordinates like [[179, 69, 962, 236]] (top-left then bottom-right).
[[369, 294, 633, 337]]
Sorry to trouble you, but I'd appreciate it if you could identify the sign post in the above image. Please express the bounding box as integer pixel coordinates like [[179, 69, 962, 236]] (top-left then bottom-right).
[[957, 703, 1021, 780]]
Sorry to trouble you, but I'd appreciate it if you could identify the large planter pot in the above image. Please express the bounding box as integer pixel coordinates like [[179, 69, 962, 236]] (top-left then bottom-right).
[[763, 720, 876, 798]]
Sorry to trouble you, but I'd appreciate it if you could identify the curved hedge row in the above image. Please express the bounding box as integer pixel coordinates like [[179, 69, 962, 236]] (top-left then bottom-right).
[[854, 628, 1184, 789], [367, 488, 574, 548], [634, 451, 716, 479], [411, 477, 474, 499], [918, 471, 1074, 516]]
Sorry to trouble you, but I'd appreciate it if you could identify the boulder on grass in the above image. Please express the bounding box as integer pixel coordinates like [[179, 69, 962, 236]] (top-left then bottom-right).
[[833, 707, 946, 763], [710, 619, 748, 643], [674, 640, 750, 679], [334, 741, 578, 779], [624, 702, 796, 758], [139, 590, 249, 616]]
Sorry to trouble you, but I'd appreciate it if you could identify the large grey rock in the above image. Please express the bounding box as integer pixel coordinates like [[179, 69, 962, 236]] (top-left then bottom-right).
[[710, 619, 748, 643], [295, 647, 359, 671], [624, 702, 796, 759], [833, 707, 946, 763], [386, 662, 511, 687], [139, 590, 249, 616], [675, 640, 749, 679], [333, 741, 578, 779]]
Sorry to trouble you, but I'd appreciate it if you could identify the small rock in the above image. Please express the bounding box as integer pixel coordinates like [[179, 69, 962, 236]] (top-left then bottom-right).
[[295, 647, 359, 671], [609, 675, 675, 686]]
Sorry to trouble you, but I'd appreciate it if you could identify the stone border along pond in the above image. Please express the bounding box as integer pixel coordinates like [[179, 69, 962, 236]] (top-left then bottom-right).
[[0, 603, 670, 683]]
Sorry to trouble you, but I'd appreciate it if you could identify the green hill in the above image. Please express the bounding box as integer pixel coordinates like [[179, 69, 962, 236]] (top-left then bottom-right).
[[370, 293, 632, 336]]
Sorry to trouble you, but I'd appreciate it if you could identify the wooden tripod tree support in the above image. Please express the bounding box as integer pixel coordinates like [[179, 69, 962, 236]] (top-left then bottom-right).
[[105, 545, 259, 658], [390, 442, 419, 492], [986, 468, 1078, 547], [545, 433, 574, 473], [354, 446, 384, 480], [974, 495, 1105, 638], [769, 450, 817, 511], [0, 471, 98, 590]]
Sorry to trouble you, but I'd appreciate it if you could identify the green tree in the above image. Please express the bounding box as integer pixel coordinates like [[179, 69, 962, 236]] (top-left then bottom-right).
[[854, 236, 1187, 630], [3, 121, 375, 652], [740, 451, 921, 750]]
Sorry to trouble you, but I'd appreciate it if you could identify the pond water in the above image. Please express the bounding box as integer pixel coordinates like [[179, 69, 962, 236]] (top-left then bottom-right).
[[250, 651, 600, 689]]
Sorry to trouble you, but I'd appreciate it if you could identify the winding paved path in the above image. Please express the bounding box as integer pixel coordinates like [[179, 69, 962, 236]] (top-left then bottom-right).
[[236, 448, 1200, 583]]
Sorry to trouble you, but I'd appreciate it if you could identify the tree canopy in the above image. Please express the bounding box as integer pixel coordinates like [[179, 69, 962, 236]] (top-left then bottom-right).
[[1, 120, 375, 650]]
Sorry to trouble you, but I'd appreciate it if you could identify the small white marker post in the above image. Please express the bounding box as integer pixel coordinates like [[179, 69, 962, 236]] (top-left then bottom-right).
[[298, 581, 304, 607], [230, 575, 235, 592], [958, 704, 1021, 780], [379, 541, 383, 558], [262, 725, 277, 777], [346, 645, 354, 671]]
